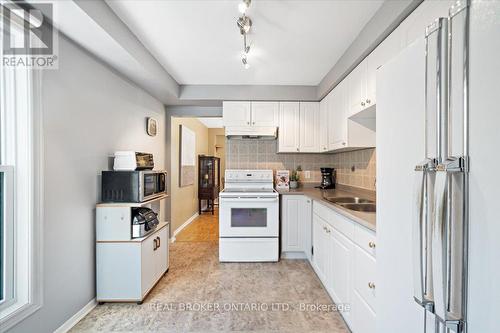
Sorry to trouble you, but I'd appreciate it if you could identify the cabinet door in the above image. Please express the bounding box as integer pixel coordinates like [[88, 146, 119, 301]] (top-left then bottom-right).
[[299, 102, 320, 152], [329, 226, 353, 325], [328, 81, 348, 150], [302, 197, 313, 261], [319, 98, 329, 152], [141, 235, 157, 296], [352, 290, 376, 333], [312, 214, 327, 283], [366, 51, 378, 108], [155, 227, 169, 281], [278, 102, 300, 152], [366, 34, 398, 108], [348, 59, 367, 116], [353, 244, 376, 311], [282, 196, 304, 252], [251, 102, 279, 127], [223, 101, 251, 127]]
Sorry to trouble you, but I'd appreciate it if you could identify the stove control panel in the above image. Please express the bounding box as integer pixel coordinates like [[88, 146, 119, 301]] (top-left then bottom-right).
[[225, 169, 274, 182]]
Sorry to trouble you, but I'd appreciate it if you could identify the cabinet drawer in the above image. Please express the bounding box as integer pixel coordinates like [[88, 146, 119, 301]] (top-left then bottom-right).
[[329, 209, 355, 240], [354, 244, 376, 311], [354, 224, 376, 258], [313, 201, 331, 221]]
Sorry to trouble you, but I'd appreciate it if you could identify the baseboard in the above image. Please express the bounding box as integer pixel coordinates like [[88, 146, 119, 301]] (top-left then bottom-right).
[[172, 212, 199, 239], [53, 298, 97, 333], [281, 251, 307, 259]]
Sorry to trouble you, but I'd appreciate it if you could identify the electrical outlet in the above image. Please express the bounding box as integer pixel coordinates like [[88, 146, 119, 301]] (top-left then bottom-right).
[[305, 170, 311, 179]]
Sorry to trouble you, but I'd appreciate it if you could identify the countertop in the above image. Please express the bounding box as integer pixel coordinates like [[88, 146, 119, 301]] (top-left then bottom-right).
[[277, 184, 376, 231]]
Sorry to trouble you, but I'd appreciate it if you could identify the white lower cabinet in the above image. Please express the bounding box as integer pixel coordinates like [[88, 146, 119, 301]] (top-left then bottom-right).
[[97, 224, 169, 303], [330, 227, 354, 326], [311, 201, 376, 332], [312, 213, 330, 283], [352, 289, 376, 333], [281, 195, 312, 260]]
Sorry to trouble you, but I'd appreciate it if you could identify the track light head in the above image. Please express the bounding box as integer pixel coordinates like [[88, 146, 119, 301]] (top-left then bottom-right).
[[237, 15, 252, 35]]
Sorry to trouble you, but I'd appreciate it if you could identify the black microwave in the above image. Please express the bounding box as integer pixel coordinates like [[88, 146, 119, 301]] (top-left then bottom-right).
[[101, 170, 167, 203]]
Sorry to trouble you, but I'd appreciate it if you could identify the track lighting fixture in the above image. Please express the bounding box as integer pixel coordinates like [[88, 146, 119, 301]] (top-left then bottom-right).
[[236, 0, 253, 69]]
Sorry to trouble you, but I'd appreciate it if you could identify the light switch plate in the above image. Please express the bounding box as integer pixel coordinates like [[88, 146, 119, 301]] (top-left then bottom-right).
[[305, 170, 311, 179]]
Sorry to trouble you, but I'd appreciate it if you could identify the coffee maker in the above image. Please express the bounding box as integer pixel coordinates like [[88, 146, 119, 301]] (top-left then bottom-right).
[[317, 167, 336, 189]]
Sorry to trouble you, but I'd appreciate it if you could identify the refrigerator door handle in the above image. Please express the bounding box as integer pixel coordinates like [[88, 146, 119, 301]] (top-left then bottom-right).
[[433, 159, 466, 331], [413, 159, 436, 308], [432, 169, 448, 322]]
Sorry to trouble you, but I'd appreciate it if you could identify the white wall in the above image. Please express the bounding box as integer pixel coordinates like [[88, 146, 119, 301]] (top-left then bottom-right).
[[7, 35, 166, 333]]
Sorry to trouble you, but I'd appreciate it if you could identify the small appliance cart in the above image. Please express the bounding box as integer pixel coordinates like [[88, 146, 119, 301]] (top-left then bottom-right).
[[95, 195, 169, 304], [198, 155, 220, 215]]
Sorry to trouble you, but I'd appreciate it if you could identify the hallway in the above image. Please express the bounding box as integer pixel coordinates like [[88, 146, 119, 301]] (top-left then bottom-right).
[[175, 210, 219, 243]]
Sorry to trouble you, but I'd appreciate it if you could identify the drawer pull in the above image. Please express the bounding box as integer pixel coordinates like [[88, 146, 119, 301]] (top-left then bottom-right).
[[368, 282, 376, 289], [368, 241, 376, 248]]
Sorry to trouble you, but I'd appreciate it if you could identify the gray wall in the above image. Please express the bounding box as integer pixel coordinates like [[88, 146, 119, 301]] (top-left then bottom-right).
[[8, 35, 166, 333]]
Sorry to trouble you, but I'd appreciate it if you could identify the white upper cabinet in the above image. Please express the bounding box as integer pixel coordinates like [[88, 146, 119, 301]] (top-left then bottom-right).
[[319, 97, 329, 152], [222, 101, 251, 127], [278, 102, 320, 153], [348, 59, 368, 117], [366, 53, 378, 108], [223, 101, 278, 127], [366, 33, 400, 107], [328, 80, 348, 150], [299, 102, 320, 152], [251, 102, 279, 127], [279, 102, 300, 152]]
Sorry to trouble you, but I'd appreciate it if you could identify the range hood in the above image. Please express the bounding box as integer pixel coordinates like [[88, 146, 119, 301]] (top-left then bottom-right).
[[225, 126, 277, 140]]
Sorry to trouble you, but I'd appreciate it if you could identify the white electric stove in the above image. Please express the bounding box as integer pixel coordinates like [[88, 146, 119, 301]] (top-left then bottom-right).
[[219, 170, 279, 262]]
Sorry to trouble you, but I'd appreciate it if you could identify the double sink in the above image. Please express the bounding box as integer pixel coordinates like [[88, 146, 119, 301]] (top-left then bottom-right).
[[324, 196, 376, 213]]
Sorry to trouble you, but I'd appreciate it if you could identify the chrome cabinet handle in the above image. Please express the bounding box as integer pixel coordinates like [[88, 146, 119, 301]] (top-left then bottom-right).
[[157, 236, 161, 249], [247, 121, 250, 125], [153, 238, 158, 251], [368, 241, 376, 248], [252, 122, 255, 125], [368, 282, 376, 289], [296, 148, 299, 152], [361, 101, 365, 106], [342, 142, 346, 146], [366, 99, 371, 104], [307, 200, 311, 203]]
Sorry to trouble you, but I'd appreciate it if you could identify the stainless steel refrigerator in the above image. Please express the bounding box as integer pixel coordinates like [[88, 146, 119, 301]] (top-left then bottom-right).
[[377, 1, 500, 333]]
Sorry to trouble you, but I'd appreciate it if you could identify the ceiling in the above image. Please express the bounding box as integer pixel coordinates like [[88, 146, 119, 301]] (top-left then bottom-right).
[[106, 0, 384, 86]]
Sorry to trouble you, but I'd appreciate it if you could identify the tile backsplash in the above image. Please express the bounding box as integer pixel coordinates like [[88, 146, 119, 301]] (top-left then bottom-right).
[[226, 140, 376, 191]]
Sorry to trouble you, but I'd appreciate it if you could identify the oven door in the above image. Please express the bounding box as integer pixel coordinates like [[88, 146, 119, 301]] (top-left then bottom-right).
[[219, 196, 278, 237]]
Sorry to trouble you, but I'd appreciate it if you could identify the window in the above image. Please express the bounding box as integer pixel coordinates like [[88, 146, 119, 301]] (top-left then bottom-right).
[[0, 6, 43, 330]]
